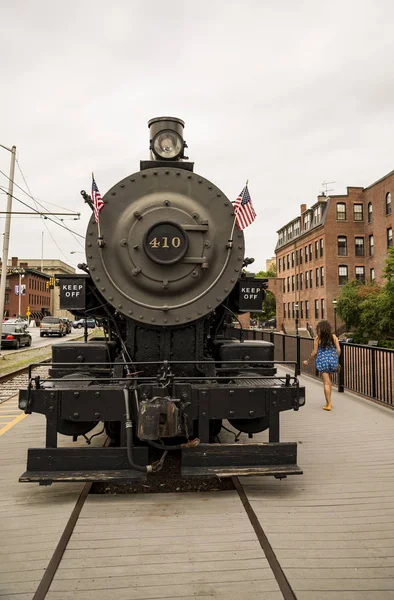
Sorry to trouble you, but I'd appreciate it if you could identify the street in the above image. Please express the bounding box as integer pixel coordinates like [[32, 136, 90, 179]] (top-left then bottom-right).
[[1, 326, 92, 354]]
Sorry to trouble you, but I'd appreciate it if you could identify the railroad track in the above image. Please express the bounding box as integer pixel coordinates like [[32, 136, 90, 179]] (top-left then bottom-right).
[[0, 362, 50, 404], [31, 474, 297, 600]]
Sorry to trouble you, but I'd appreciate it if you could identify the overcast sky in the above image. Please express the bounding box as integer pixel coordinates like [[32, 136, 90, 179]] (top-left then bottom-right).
[[1, 0, 394, 273]]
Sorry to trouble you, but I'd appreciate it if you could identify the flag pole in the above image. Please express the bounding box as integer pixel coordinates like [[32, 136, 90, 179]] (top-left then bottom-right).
[[92, 171, 103, 243], [229, 179, 248, 246]]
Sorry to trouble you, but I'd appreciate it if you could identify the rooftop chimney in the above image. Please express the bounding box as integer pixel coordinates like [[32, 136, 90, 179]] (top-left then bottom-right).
[[300, 204, 307, 214]]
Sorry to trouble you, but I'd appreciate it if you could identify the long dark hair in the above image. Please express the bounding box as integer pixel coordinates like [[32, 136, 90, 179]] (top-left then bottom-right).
[[316, 320, 334, 347]]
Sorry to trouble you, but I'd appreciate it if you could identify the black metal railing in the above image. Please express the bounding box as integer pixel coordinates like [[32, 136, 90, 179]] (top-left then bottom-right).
[[232, 328, 394, 408]]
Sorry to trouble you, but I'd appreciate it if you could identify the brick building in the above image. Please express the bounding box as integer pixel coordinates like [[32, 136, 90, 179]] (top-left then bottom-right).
[[0, 257, 51, 320], [275, 169, 393, 335], [16, 258, 75, 318], [1, 257, 76, 320]]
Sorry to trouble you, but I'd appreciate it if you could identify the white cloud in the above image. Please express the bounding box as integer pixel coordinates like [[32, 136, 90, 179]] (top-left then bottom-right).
[[1, 0, 394, 271]]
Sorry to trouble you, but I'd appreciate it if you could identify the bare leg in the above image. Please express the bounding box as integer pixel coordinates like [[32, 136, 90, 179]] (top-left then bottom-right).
[[321, 373, 332, 410]]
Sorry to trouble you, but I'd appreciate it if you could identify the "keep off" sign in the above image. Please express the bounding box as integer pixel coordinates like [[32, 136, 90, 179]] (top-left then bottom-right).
[[238, 280, 266, 313], [59, 278, 86, 310]]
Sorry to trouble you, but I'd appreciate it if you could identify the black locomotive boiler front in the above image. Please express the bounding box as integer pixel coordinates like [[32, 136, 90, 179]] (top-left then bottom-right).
[[18, 116, 305, 484]]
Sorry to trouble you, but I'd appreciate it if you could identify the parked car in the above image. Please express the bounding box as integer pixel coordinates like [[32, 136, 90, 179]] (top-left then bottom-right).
[[72, 318, 96, 329], [262, 318, 276, 329], [1, 324, 32, 349], [3, 317, 29, 330], [40, 316, 67, 337]]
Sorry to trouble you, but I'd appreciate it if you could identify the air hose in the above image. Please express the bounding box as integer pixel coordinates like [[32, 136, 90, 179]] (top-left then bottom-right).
[[123, 388, 167, 473]]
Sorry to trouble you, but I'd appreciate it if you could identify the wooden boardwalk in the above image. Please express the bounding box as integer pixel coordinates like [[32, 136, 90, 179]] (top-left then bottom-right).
[[243, 374, 394, 600], [1, 371, 394, 599]]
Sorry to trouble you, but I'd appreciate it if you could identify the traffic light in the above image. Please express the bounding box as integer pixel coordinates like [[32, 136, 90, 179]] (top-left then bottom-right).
[[46, 281, 50, 290]]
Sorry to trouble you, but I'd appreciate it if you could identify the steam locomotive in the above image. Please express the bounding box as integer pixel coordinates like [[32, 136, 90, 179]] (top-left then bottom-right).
[[19, 117, 305, 484]]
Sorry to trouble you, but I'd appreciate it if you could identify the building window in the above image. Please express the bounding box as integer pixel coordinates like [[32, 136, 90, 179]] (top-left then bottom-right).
[[287, 254, 290, 269], [388, 228, 393, 248], [283, 303, 286, 318], [337, 203, 346, 220], [283, 279, 286, 293], [338, 236, 347, 256], [283, 257, 286, 271], [313, 205, 321, 225], [292, 302, 295, 319], [295, 250, 298, 266], [288, 302, 290, 317], [304, 212, 311, 230], [321, 299, 325, 319], [305, 271, 309, 289], [320, 266, 324, 286], [305, 246, 308, 263], [300, 273, 303, 290], [355, 266, 365, 283], [5, 293, 9, 304], [309, 244, 312, 261], [355, 237, 364, 256], [291, 275, 295, 291], [370, 268, 375, 282], [369, 235, 374, 257], [315, 268, 319, 287], [299, 250, 302, 265], [354, 204, 363, 221], [305, 300, 309, 319], [287, 276, 290, 292], [315, 241, 319, 259], [278, 259, 281, 273], [300, 301, 304, 319], [296, 274, 299, 290], [368, 202, 373, 223], [339, 265, 348, 285], [291, 252, 295, 268], [314, 299, 319, 319], [309, 269, 313, 288], [386, 192, 392, 216]]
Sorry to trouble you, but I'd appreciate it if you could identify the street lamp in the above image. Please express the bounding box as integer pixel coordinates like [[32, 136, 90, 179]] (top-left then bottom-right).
[[0, 143, 17, 352], [294, 301, 300, 375], [332, 299, 337, 335], [294, 301, 299, 337]]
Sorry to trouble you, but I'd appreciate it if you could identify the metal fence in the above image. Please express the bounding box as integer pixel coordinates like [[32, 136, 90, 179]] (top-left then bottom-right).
[[232, 328, 394, 407]]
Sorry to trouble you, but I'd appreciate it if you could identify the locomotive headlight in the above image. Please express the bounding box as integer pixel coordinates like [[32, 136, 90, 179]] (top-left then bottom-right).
[[152, 130, 183, 160]]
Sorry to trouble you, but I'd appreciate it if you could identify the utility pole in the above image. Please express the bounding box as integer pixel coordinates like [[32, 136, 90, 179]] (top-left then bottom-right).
[[0, 144, 17, 353], [41, 231, 44, 271]]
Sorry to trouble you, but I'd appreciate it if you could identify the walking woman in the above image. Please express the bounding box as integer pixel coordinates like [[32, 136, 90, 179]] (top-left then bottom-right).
[[303, 321, 341, 411]]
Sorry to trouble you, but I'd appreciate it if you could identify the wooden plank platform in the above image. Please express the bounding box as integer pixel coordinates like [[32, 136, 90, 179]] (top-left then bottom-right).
[[46, 492, 281, 599], [240, 371, 394, 600], [2, 369, 394, 599], [0, 397, 92, 600]]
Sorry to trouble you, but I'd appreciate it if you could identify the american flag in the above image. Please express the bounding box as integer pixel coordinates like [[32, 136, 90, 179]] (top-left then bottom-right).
[[92, 176, 104, 223], [234, 184, 256, 230]]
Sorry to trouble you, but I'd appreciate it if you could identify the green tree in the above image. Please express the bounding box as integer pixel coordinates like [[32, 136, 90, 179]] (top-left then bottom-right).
[[336, 280, 364, 330], [337, 248, 394, 339]]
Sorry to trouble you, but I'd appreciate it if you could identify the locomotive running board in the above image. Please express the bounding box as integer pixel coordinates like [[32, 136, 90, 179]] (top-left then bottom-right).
[[19, 446, 149, 483], [181, 442, 303, 478]]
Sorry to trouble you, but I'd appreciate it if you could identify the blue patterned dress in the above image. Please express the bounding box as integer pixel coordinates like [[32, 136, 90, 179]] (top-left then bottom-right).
[[316, 342, 338, 373]]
